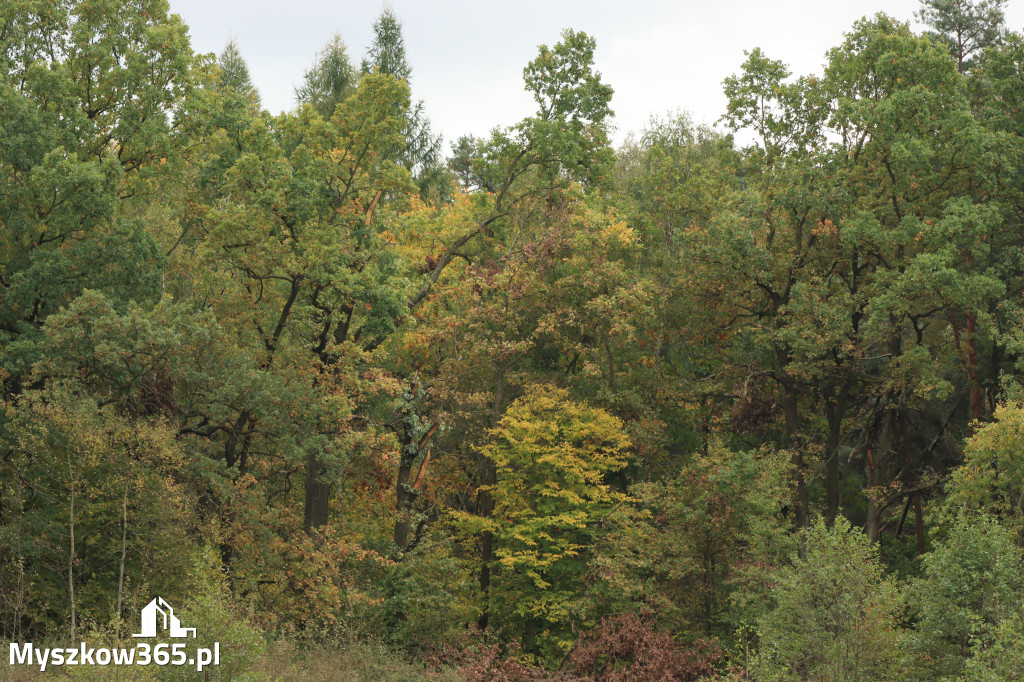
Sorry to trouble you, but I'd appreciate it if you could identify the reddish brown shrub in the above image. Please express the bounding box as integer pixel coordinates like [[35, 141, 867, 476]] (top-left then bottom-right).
[[569, 613, 724, 681], [426, 637, 548, 681]]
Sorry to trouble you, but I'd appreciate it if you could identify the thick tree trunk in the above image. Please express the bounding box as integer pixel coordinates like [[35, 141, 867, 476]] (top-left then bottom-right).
[[778, 369, 810, 530], [913, 494, 926, 555], [522, 617, 540, 654], [394, 422, 436, 551], [393, 458, 415, 550], [950, 295, 983, 431], [304, 453, 331, 531]]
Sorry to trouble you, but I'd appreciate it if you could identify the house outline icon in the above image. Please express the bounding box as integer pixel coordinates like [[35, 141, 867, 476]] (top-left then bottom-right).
[[132, 597, 196, 638]]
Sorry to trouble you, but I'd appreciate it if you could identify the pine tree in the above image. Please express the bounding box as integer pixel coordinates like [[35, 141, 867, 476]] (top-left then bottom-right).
[[917, 0, 1007, 72]]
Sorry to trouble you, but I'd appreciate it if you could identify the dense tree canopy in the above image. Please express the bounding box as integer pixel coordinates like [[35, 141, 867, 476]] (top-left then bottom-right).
[[4, 0, 1024, 678]]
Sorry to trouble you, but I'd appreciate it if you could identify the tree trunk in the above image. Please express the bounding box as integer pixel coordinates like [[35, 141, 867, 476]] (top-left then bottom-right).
[[865, 441, 880, 543], [67, 453, 76, 645], [393, 457, 415, 551], [950, 294, 983, 432], [913, 494, 926, 555], [116, 482, 128, 641], [393, 421, 436, 551], [866, 329, 904, 541], [823, 386, 848, 526], [778, 369, 810, 530], [966, 310, 982, 426], [304, 452, 331, 531], [522, 617, 540, 654]]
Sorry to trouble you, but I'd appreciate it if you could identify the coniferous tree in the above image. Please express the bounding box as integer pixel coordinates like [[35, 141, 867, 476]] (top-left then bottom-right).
[[362, 8, 445, 197], [218, 39, 258, 100], [361, 7, 411, 81], [917, 0, 1007, 72], [295, 34, 357, 119]]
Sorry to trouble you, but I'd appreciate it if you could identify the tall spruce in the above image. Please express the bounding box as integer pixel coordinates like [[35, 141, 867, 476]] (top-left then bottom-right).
[[362, 8, 444, 195], [218, 39, 258, 100], [295, 34, 358, 118]]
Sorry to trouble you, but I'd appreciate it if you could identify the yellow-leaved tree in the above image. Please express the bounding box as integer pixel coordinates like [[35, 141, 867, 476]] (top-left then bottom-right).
[[454, 384, 632, 663]]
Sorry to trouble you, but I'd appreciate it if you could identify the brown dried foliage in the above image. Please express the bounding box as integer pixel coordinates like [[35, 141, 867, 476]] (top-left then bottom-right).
[[569, 614, 725, 681]]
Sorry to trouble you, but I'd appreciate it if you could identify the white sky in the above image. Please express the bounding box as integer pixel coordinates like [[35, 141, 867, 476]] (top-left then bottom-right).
[[167, 1, 1024, 147]]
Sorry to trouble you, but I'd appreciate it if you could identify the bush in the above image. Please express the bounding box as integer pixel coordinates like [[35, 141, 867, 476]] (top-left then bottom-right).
[[160, 546, 267, 681], [910, 515, 1024, 679], [755, 518, 906, 681], [961, 611, 1024, 681], [570, 613, 724, 681]]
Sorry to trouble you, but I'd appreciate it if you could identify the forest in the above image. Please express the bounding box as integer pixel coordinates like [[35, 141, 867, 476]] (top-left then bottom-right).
[[3, 0, 1024, 679]]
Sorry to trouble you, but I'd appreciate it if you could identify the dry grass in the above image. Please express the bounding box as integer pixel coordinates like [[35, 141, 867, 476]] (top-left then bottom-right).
[[250, 640, 462, 681]]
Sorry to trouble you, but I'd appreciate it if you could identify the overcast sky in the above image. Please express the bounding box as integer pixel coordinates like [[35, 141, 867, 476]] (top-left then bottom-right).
[[167, 1, 1024, 147]]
